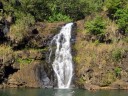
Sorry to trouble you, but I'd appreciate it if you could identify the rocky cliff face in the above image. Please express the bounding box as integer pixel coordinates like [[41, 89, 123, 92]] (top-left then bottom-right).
[[0, 21, 65, 88], [74, 20, 128, 90], [0, 17, 128, 90]]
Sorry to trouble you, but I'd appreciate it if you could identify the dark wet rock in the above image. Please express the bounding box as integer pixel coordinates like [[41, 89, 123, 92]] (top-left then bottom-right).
[[0, 2, 3, 9], [0, 29, 4, 37], [71, 23, 77, 44]]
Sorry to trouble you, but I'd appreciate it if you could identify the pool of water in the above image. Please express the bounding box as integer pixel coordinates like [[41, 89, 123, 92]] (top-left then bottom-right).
[[0, 88, 128, 96]]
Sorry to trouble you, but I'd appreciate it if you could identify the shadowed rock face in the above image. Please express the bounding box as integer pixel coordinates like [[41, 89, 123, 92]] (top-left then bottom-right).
[[6, 62, 51, 88], [0, 18, 11, 44], [9, 22, 65, 50], [0, 22, 65, 88], [0, 2, 3, 9]]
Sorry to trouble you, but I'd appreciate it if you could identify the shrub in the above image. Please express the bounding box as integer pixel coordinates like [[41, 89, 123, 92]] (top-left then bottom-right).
[[15, 12, 35, 29], [112, 49, 122, 61], [0, 45, 13, 56], [16, 58, 33, 68], [16, 58, 33, 65], [94, 40, 100, 46], [104, 0, 126, 18], [86, 16, 106, 35], [0, 45, 13, 64], [9, 12, 35, 42], [114, 67, 122, 78], [123, 37, 128, 43], [114, 8, 128, 34], [48, 13, 72, 22]]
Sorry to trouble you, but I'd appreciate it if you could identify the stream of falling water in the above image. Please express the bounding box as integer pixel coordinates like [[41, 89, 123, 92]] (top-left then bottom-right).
[[49, 23, 73, 89]]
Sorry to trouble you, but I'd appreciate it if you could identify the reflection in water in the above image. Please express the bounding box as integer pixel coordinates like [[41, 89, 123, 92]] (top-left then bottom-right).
[[0, 88, 128, 96], [54, 89, 74, 96]]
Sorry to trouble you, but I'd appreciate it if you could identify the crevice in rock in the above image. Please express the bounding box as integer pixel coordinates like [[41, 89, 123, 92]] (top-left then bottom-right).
[[4, 65, 18, 79], [0, 71, 4, 83], [12, 37, 29, 50], [0, 36, 9, 44], [32, 28, 39, 34], [0, 29, 9, 44]]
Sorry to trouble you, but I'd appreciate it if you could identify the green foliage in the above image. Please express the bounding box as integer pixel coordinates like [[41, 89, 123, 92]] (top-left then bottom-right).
[[94, 40, 100, 46], [19, 0, 51, 21], [123, 37, 128, 43], [2, 0, 104, 22], [2, 0, 14, 11], [105, 0, 122, 13], [4, 0, 51, 21], [86, 16, 106, 35], [77, 77, 85, 85], [0, 45, 13, 56], [102, 73, 115, 87], [112, 49, 122, 61], [48, 0, 103, 20], [15, 12, 35, 29], [114, 67, 122, 78], [10, 12, 35, 41], [104, 0, 127, 18], [2, 0, 35, 39], [16, 58, 33, 65], [1, 0, 127, 22], [114, 8, 128, 34], [48, 13, 72, 22], [104, 0, 128, 34]]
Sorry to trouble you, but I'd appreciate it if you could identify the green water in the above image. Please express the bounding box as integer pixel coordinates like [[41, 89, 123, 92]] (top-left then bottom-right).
[[0, 88, 128, 96]]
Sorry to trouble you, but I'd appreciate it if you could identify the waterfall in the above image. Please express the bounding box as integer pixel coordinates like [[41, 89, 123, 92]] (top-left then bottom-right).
[[49, 23, 73, 89]]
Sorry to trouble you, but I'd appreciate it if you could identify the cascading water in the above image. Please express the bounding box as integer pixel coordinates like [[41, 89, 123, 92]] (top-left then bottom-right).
[[49, 23, 73, 89]]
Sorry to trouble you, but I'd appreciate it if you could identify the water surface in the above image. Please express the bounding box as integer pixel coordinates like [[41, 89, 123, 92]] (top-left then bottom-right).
[[0, 88, 128, 96]]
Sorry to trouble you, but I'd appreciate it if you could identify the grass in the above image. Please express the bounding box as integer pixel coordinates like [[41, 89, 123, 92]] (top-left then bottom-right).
[[112, 49, 122, 61], [114, 67, 122, 78], [122, 37, 128, 43], [0, 45, 14, 64], [15, 58, 34, 68], [74, 23, 127, 86], [14, 48, 45, 68], [0, 45, 12, 56], [101, 72, 116, 86], [77, 77, 86, 85], [8, 24, 29, 42], [16, 58, 33, 65]]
